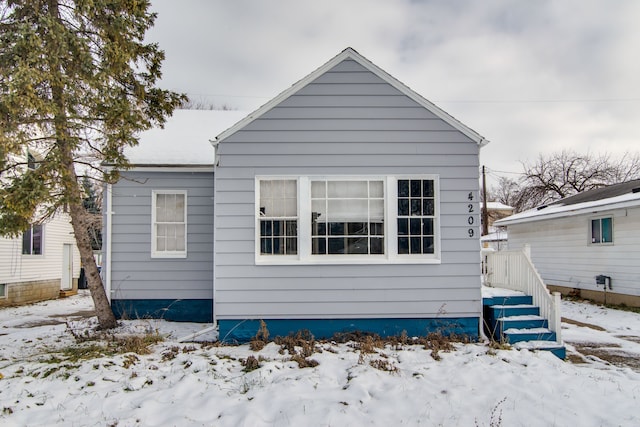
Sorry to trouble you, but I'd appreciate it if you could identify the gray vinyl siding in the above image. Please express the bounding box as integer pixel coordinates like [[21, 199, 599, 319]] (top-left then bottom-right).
[[109, 171, 214, 300], [506, 207, 640, 297], [215, 59, 482, 321]]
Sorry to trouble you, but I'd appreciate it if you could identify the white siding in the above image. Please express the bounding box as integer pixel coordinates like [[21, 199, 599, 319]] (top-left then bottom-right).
[[0, 213, 80, 284], [506, 206, 640, 297]]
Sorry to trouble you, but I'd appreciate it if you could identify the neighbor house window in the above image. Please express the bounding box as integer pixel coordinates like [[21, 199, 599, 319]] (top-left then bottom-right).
[[591, 217, 612, 244], [152, 190, 187, 257], [27, 152, 37, 170], [0, 284, 6, 299], [255, 175, 440, 264], [22, 224, 43, 255], [258, 179, 298, 255]]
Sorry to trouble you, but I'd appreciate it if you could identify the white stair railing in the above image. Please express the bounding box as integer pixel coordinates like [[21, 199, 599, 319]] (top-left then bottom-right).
[[484, 245, 562, 344]]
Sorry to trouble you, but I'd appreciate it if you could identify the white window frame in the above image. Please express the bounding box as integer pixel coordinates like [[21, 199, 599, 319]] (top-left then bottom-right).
[[0, 283, 7, 299], [22, 224, 44, 256], [255, 175, 441, 265], [151, 190, 188, 258], [589, 216, 613, 245]]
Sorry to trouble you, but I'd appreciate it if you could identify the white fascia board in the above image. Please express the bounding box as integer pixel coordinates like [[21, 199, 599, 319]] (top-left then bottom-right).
[[214, 47, 488, 147], [496, 198, 640, 226], [102, 165, 214, 173]]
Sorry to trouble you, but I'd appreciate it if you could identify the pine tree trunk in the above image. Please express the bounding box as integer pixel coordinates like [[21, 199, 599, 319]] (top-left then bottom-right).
[[46, 0, 117, 330], [66, 178, 118, 330]]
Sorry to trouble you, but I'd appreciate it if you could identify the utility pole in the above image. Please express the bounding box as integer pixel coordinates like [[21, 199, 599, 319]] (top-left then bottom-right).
[[482, 165, 489, 236]]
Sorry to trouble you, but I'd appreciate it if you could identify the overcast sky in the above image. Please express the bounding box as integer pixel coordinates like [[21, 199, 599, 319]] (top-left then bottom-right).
[[146, 0, 640, 188]]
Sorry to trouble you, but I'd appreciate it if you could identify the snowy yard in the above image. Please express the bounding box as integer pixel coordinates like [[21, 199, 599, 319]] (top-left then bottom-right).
[[1, 291, 639, 427]]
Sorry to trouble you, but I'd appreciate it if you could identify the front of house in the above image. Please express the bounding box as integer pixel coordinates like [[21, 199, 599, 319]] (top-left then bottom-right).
[[105, 48, 488, 340]]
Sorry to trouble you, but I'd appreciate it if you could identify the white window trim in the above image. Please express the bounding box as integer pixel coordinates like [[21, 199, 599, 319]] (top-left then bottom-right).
[[255, 175, 441, 265], [0, 283, 7, 299], [22, 224, 44, 257], [589, 215, 614, 246], [151, 190, 188, 258]]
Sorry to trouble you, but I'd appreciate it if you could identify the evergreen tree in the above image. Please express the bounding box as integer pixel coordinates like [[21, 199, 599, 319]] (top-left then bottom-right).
[[0, 0, 186, 328]]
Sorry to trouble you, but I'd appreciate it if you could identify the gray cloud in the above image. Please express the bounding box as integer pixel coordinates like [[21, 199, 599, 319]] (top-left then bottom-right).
[[147, 0, 640, 186]]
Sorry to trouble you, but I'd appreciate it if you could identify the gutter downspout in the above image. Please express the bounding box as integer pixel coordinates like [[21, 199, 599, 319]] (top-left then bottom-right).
[[105, 182, 113, 302], [177, 139, 220, 343]]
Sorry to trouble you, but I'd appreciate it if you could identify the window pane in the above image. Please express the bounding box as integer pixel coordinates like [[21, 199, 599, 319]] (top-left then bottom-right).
[[410, 180, 421, 197], [398, 218, 408, 236], [286, 238, 297, 254], [348, 222, 367, 235], [370, 181, 384, 198], [22, 227, 32, 254], [410, 218, 421, 235], [311, 181, 325, 198], [346, 238, 368, 254], [398, 199, 409, 216], [370, 237, 384, 254], [423, 199, 434, 216], [329, 222, 345, 236], [411, 199, 421, 216], [370, 199, 384, 221], [591, 219, 601, 243], [261, 238, 272, 254], [423, 180, 434, 197], [423, 218, 434, 235], [410, 237, 421, 254], [312, 237, 326, 254], [398, 237, 409, 254], [423, 237, 434, 254], [601, 217, 612, 243], [398, 180, 409, 197], [261, 220, 272, 237], [328, 238, 345, 254]]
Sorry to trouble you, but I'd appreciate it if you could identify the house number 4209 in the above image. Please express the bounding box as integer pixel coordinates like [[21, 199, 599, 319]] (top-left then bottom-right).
[[467, 192, 475, 237]]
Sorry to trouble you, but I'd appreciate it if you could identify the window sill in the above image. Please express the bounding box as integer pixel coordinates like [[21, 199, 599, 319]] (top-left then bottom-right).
[[151, 252, 188, 259], [255, 255, 441, 265]]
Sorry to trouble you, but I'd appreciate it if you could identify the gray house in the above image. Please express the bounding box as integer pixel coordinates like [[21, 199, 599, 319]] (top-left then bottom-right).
[[104, 48, 488, 341]]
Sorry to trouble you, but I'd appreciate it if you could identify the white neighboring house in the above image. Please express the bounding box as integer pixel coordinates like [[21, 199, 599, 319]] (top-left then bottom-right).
[[481, 201, 513, 250], [494, 179, 640, 307], [0, 150, 81, 307]]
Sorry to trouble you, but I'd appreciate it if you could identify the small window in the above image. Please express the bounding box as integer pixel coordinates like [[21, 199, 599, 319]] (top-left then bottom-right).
[[397, 179, 435, 254], [0, 284, 6, 299], [22, 224, 43, 255], [152, 191, 187, 257], [27, 152, 37, 170], [259, 179, 298, 255], [591, 217, 613, 244]]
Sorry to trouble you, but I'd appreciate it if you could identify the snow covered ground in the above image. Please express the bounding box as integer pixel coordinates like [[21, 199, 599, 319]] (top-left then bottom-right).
[[1, 291, 639, 427]]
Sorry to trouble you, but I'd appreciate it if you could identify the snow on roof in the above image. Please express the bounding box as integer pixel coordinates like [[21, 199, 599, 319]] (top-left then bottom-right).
[[495, 187, 640, 226], [486, 201, 513, 211], [124, 109, 248, 166]]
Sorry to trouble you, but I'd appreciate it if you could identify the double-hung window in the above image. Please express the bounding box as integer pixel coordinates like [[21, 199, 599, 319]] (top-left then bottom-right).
[[152, 190, 187, 257], [590, 217, 613, 244], [259, 179, 298, 255], [22, 224, 43, 255], [256, 175, 440, 264], [0, 283, 6, 299]]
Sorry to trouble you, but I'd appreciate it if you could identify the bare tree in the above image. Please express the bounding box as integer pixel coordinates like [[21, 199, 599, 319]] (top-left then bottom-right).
[[515, 150, 640, 211]]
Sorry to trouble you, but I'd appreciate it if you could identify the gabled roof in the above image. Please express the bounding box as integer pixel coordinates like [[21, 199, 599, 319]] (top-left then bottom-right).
[[495, 179, 640, 226], [122, 109, 248, 166], [214, 47, 488, 146]]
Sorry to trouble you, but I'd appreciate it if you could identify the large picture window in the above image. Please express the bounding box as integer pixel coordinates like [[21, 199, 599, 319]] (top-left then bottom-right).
[[256, 175, 440, 264], [22, 224, 43, 255], [591, 217, 612, 244], [152, 190, 187, 257], [311, 179, 384, 255]]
